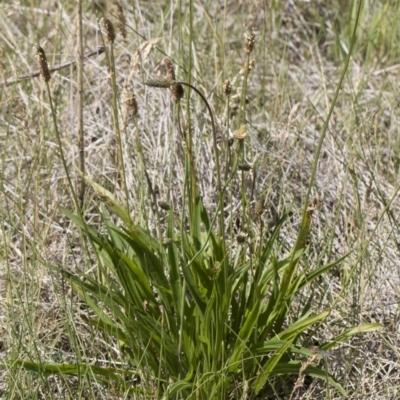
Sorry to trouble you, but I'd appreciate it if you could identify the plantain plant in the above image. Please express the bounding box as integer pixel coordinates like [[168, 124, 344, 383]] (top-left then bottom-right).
[[12, 4, 381, 398], [16, 165, 380, 398]]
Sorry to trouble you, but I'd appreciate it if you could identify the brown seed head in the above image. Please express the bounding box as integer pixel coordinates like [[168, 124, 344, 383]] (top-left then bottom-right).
[[163, 58, 176, 80], [35, 46, 51, 83], [236, 232, 248, 244], [158, 201, 171, 211], [122, 89, 138, 123], [100, 17, 116, 43], [144, 77, 175, 88], [238, 163, 252, 172], [248, 59, 255, 72], [171, 83, 184, 103], [244, 29, 256, 54], [223, 79, 232, 96], [307, 197, 323, 212], [10, 96, 27, 120], [115, 2, 127, 40], [126, 90, 138, 115], [240, 59, 256, 75]]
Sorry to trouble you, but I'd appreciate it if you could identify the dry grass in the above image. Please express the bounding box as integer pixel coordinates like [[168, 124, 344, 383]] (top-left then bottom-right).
[[1, 0, 400, 398]]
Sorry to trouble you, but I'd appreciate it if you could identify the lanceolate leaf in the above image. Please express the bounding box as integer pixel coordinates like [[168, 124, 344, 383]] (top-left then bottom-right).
[[266, 361, 346, 395], [278, 311, 329, 341], [75, 171, 132, 225], [320, 323, 382, 351], [15, 360, 135, 386], [254, 337, 295, 393]]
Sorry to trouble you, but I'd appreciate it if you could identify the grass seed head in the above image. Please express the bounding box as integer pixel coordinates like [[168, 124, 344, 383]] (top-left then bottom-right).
[[144, 77, 175, 88], [122, 88, 138, 126], [115, 2, 127, 40], [236, 232, 248, 244], [307, 196, 322, 212], [123, 89, 138, 116], [240, 59, 255, 75], [171, 83, 184, 103], [158, 201, 171, 211], [161, 59, 183, 102], [244, 29, 256, 54], [100, 17, 116, 43], [223, 79, 232, 96], [163, 58, 176, 80], [238, 163, 252, 172], [35, 46, 51, 83]]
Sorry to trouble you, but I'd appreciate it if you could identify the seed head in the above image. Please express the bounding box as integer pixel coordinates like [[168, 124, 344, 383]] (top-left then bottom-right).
[[223, 79, 232, 96], [236, 232, 248, 244], [161, 59, 183, 102], [158, 201, 171, 211], [122, 88, 138, 125], [100, 17, 116, 43], [124, 90, 138, 115], [171, 83, 184, 103], [115, 2, 127, 41], [163, 58, 176, 80], [144, 77, 175, 88], [238, 163, 252, 172], [35, 46, 51, 83], [307, 197, 323, 212], [248, 59, 255, 72], [241, 59, 256, 75], [244, 29, 256, 54]]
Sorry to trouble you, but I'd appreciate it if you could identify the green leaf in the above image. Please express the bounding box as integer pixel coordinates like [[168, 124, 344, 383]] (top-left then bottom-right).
[[254, 338, 295, 393], [166, 210, 183, 320], [278, 311, 329, 341], [74, 170, 131, 225], [227, 297, 261, 372], [321, 323, 382, 351], [267, 361, 346, 395], [167, 380, 193, 396], [15, 360, 135, 386], [296, 251, 352, 290]]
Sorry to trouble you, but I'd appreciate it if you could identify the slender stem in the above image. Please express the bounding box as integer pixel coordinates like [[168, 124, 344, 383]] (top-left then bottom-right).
[[283, 0, 364, 307], [224, 96, 232, 262], [239, 54, 250, 124], [186, 0, 194, 228], [76, 0, 85, 208], [174, 81, 225, 251], [46, 82, 79, 212], [239, 54, 250, 231], [299, 1, 363, 240], [109, 44, 130, 216]]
